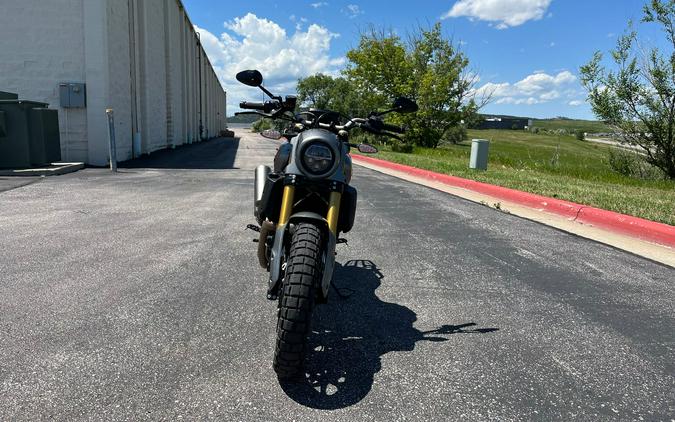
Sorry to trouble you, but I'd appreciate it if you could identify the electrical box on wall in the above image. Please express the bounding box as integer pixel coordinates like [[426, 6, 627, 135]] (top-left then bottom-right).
[[59, 82, 86, 108]]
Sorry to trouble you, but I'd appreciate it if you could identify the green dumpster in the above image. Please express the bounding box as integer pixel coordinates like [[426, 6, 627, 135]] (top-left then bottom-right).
[[0, 91, 18, 100], [0, 99, 61, 168], [29, 108, 61, 165]]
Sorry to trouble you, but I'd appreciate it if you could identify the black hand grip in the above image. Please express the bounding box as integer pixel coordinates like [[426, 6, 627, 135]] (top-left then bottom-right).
[[240, 101, 265, 110], [360, 122, 379, 134], [381, 122, 405, 133]]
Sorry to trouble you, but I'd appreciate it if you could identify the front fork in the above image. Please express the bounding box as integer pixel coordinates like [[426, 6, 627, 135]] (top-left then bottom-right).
[[268, 180, 342, 300], [277, 182, 342, 237], [277, 184, 342, 236], [326, 189, 342, 235]]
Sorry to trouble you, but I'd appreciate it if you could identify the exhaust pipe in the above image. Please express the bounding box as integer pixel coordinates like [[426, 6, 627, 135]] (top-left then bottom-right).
[[258, 221, 275, 269]]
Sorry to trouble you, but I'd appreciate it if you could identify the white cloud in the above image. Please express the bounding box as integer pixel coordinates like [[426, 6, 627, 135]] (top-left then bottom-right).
[[344, 4, 364, 18], [539, 90, 560, 101], [289, 15, 307, 23], [475, 70, 577, 106], [495, 96, 540, 105], [568, 100, 584, 106], [442, 0, 552, 29], [194, 14, 343, 113], [289, 15, 309, 30], [479, 82, 511, 98], [311, 2, 328, 8], [513, 71, 576, 94]]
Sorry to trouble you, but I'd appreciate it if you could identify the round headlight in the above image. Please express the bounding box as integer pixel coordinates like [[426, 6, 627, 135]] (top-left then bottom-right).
[[302, 143, 334, 175]]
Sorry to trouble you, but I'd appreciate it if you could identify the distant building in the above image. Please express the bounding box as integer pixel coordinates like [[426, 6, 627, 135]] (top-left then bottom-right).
[[0, 0, 226, 165], [476, 116, 532, 130]]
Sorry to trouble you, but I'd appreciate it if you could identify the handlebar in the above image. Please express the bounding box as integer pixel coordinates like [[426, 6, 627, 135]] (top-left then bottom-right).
[[361, 117, 405, 134], [380, 122, 405, 134], [238, 100, 405, 139], [309, 117, 403, 135], [239, 101, 265, 111], [240, 100, 281, 113]]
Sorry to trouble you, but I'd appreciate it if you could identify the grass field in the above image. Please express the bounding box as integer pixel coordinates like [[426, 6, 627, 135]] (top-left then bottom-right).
[[359, 129, 675, 226], [531, 119, 612, 133]]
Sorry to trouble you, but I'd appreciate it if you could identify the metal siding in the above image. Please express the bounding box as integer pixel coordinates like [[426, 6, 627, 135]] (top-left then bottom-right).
[[0, 0, 226, 165], [0, 0, 88, 162]]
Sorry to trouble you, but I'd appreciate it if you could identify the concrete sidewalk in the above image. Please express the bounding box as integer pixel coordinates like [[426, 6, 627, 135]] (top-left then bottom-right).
[[352, 154, 675, 267]]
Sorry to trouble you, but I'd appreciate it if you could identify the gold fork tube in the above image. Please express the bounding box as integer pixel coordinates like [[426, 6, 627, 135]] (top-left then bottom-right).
[[326, 191, 342, 235], [278, 186, 295, 226]]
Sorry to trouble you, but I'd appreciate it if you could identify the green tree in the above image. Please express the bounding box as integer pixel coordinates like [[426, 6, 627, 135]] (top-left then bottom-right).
[[344, 24, 486, 147], [580, 0, 675, 179], [344, 28, 411, 114], [296, 74, 364, 117], [296, 73, 337, 110]]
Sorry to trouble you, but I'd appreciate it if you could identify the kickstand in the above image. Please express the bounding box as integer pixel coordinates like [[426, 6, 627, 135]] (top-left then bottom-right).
[[331, 283, 355, 299]]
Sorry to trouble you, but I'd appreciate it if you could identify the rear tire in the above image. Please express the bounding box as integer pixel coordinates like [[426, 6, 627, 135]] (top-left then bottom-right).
[[273, 223, 323, 380]]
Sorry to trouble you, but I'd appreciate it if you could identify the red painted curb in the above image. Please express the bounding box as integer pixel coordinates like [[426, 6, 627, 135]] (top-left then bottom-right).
[[352, 153, 675, 248]]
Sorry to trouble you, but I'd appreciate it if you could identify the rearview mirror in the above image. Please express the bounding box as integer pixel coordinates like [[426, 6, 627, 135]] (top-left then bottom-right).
[[236, 69, 263, 87], [260, 129, 282, 140], [392, 97, 418, 114], [357, 143, 378, 154]]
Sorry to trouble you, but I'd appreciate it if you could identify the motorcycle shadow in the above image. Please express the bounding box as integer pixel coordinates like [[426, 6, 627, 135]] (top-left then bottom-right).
[[279, 259, 499, 410]]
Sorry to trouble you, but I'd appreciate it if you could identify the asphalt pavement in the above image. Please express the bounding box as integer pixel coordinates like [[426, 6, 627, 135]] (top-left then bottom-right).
[[0, 130, 673, 421]]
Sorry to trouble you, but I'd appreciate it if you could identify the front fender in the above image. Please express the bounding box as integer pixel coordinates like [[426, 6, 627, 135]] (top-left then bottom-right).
[[267, 212, 336, 301]]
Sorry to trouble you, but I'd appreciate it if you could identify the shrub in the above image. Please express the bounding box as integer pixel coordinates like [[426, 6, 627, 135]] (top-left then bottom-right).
[[392, 142, 414, 153], [442, 125, 468, 145], [608, 148, 663, 179], [251, 118, 273, 133], [575, 130, 585, 141]]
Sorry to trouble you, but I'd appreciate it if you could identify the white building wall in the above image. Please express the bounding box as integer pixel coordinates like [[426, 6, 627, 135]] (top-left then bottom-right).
[[0, 0, 88, 162], [167, 2, 183, 147], [106, 0, 133, 160], [83, 0, 113, 166], [0, 0, 226, 166], [137, 0, 168, 154]]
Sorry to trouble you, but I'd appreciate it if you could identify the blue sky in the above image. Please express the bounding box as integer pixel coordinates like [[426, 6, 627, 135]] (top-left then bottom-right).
[[184, 0, 662, 119]]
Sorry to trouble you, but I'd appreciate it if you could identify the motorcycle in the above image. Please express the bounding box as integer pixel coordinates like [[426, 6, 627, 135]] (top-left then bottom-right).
[[235, 69, 418, 380]]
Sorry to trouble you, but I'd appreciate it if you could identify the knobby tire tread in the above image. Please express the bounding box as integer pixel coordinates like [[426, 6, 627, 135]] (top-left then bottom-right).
[[273, 223, 323, 379]]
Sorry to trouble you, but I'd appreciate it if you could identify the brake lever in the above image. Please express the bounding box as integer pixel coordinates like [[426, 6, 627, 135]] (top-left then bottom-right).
[[271, 109, 297, 121], [234, 111, 272, 117], [381, 132, 403, 141]]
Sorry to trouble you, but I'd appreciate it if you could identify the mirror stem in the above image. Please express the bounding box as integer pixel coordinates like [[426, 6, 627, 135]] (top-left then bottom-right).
[[259, 85, 281, 102]]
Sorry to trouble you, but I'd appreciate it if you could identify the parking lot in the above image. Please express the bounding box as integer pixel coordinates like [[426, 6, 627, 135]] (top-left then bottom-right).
[[0, 130, 673, 420]]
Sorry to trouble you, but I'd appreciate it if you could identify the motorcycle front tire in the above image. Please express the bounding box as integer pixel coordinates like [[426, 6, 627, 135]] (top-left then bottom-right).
[[273, 222, 323, 380]]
